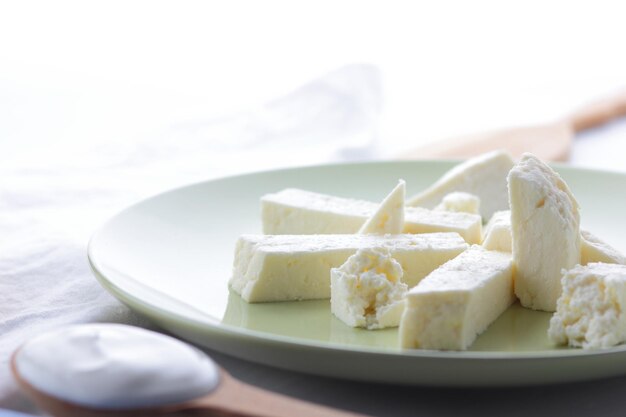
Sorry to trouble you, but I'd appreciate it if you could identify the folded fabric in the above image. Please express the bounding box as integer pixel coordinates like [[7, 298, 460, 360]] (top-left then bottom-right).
[[0, 64, 382, 412]]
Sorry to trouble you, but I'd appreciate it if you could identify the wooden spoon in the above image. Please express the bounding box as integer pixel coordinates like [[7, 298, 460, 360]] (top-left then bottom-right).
[[11, 349, 369, 417], [398, 90, 626, 161]]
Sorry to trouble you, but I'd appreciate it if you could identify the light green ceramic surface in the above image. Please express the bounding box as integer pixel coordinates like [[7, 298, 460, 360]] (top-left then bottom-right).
[[88, 160, 626, 386]]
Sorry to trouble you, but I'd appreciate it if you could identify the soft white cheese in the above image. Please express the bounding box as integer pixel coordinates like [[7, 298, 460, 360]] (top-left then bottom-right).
[[399, 245, 514, 350], [508, 153, 581, 312], [434, 192, 480, 215], [230, 233, 468, 302], [481, 210, 512, 252], [358, 180, 405, 234], [262, 188, 482, 244], [548, 263, 626, 349], [480, 212, 623, 266], [406, 150, 514, 220], [581, 230, 626, 265], [331, 248, 408, 329]]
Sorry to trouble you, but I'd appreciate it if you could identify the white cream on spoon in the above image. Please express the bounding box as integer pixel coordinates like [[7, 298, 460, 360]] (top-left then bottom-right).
[[14, 324, 220, 410], [13, 324, 367, 417]]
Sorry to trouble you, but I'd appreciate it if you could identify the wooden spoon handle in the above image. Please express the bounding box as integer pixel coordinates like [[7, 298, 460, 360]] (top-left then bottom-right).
[[184, 371, 370, 417], [568, 90, 626, 132]]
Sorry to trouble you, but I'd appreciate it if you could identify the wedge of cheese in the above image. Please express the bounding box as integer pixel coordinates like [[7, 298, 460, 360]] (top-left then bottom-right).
[[230, 233, 468, 302], [549, 263, 626, 349], [406, 150, 514, 220], [358, 180, 405, 234], [399, 245, 514, 350], [434, 192, 480, 215], [581, 231, 626, 265], [331, 248, 408, 329], [262, 189, 482, 244], [508, 153, 581, 312], [481, 210, 512, 252]]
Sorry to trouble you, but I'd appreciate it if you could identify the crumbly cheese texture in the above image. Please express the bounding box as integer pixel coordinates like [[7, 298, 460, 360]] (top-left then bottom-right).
[[406, 150, 514, 220], [399, 245, 514, 350], [434, 192, 480, 215], [331, 249, 408, 329], [508, 153, 581, 312], [548, 263, 626, 349], [581, 230, 626, 265], [230, 233, 468, 302], [481, 210, 512, 252], [358, 180, 405, 234], [262, 189, 482, 244]]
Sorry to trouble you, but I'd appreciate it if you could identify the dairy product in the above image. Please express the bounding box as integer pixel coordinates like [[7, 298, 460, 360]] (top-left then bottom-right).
[[358, 180, 405, 234], [508, 153, 581, 312], [434, 192, 480, 215], [406, 150, 514, 220], [480, 211, 623, 265], [581, 230, 626, 265], [262, 188, 482, 243], [331, 248, 408, 329], [400, 245, 514, 350], [549, 263, 626, 349], [481, 210, 512, 252], [230, 233, 468, 302], [14, 324, 219, 409]]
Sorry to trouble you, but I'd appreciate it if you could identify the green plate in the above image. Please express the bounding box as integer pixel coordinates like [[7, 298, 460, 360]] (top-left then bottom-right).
[[88, 160, 626, 386]]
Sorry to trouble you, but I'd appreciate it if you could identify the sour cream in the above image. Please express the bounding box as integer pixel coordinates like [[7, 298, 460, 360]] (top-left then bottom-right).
[[14, 324, 220, 409]]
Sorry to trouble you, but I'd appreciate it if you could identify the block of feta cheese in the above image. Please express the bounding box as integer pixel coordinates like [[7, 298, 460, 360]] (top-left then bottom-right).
[[481, 210, 512, 252], [262, 189, 482, 244], [399, 245, 514, 350], [230, 233, 468, 302], [480, 211, 623, 266], [358, 180, 405, 234], [508, 153, 581, 312], [549, 263, 626, 349], [434, 192, 480, 215], [331, 248, 408, 329], [581, 230, 626, 265], [406, 150, 514, 220]]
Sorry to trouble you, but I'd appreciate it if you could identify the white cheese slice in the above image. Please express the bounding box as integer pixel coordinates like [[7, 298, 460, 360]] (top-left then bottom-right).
[[230, 233, 468, 302], [581, 230, 626, 265], [434, 192, 480, 215], [358, 180, 405, 234], [406, 150, 514, 220], [399, 245, 514, 350], [331, 248, 408, 329], [549, 263, 626, 349], [508, 153, 581, 312], [481, 210, 512, 252], [262, 189, 482, 244]]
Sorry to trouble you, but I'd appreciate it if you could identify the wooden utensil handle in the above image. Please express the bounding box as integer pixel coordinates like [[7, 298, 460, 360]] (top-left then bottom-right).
[[185, 371, 370, 417], [568, 90, 626, 132]]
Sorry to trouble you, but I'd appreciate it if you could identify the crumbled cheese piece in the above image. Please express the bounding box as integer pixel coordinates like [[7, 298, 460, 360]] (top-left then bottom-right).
[[434, 192, 480, 215], [331, 248, 408, 329], [549, 263, 626, 349]]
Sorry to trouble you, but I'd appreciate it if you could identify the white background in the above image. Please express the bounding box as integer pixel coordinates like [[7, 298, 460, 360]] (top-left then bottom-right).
[[1, 0, 626, 170]]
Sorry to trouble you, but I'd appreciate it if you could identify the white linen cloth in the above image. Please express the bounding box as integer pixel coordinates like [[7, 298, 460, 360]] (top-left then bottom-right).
[[0, 64, 382, 412]]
